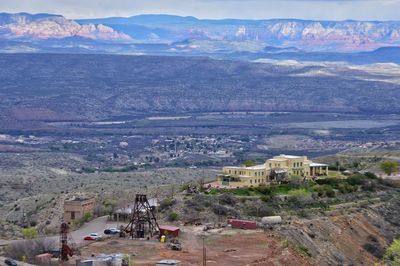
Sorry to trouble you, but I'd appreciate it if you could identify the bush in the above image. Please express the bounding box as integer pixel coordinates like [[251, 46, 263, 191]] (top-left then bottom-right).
[[260, 195, 271, 202], [83, 212, 92, 222], [364, 172, 378, 179], [185, 194, 211, 211], [254, 185, 272, 195], [160, 198, 176, 211], [22, 227, 38, 239], [338, 183, 356, 193], [297, 245, 312, 257], [384, 239, 400, 264], [211, 203, 229, 216], [243, 202, 274, 217], [168, 212, 178, 222], [287, 188, 313, 207], [312, 185, 335, 198], [347, 174, 366, 186], [218, 193, 237, 205], [363, 235, 384, 259]]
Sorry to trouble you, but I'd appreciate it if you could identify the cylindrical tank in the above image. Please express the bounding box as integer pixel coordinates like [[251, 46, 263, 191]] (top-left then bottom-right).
[[261, 216, 282, 224]]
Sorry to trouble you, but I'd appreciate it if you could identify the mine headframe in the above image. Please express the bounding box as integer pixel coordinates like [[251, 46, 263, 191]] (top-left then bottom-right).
[[122, 194, 160, 239], [60, 222, 74, 262]]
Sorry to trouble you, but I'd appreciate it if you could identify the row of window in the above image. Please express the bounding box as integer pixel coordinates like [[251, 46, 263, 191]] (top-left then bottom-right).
[[249, 178, 264, 184], [269, 163, 281, 168], [293, 162, 303, 167], [228, 170, 265, 176]]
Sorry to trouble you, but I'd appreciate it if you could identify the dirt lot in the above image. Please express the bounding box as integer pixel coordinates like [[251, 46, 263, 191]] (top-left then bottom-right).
[[77, 226, 312, 265]]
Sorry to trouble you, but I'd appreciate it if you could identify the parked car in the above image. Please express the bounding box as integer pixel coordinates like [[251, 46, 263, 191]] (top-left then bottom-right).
[[4, 258, 17, 266], [83, 233, 102, 241], [104, 228, 121, 235]]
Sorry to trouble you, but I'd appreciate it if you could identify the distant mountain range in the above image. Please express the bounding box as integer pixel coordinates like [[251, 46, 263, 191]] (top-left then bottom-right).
[[1, 13, 400, 63]]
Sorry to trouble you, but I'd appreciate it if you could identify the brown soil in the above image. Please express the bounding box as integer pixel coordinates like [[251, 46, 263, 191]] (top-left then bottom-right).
[[78, 227, 312, 266]]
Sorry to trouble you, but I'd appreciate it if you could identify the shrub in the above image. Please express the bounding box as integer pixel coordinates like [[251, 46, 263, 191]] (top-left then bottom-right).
[[244, 202, 274, 217], [160, 198, 176, 211], [185, 194, 211, 211], [364, 172, 378, 179], [363, 235, 384, 259], [22, 227, 38, 239], [254, 185, 272, 195], [83, 212, 92, 222], [297, 245, 312, 257], [347, 174, 367, 186], [312, 185, 335, 198], [260, 195, 271, 202], [380, 161, 398, 176], [211, 203, 229, 216], [168, 212, 178, 222], [384, 239, 400, 264], [338, 183, 356, 193], [218, 193, 237, 205]]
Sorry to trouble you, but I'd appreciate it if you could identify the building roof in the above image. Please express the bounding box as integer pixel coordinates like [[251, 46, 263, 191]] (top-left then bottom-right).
[[224, 164, 265, 170], [159, 225, 180, 231], [246, 164, 266, 170], [310, 163, 328, 167], [277, 154, 302, 159]]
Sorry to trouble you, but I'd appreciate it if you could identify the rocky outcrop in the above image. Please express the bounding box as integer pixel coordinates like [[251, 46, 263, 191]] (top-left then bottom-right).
[[0, 13, 131, 41]]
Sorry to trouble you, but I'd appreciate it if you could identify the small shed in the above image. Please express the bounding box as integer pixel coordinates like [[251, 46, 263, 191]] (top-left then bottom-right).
[[36, 253, 52, 264], [228, 219, 257, 230], [159, 225, 180, 238]]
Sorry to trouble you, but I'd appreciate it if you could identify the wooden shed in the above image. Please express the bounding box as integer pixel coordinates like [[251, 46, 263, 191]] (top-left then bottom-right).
[[159, 225, 180, 238]]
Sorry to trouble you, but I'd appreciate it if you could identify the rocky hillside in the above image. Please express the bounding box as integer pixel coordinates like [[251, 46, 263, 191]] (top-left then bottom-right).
[[0, 13, 131, 41], [82, 15, 400, 51], [0, 53, 399, 129], [1, 13, 400, 56]]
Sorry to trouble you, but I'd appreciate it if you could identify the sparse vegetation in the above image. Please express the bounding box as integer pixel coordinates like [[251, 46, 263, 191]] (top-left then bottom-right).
[[380, 161, 399, 176], [21, 227, 38, 239], [384, 239, 400, 265]]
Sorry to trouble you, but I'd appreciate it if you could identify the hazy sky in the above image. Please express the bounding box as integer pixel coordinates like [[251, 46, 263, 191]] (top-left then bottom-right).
[[0, 0, 400, 20]]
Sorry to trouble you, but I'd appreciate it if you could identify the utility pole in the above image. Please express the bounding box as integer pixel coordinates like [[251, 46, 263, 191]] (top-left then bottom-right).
[[202, 235, 207, 266]]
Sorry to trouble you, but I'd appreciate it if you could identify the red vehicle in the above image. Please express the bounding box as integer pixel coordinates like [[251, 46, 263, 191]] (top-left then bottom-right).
[[83, 233, 102, 241]]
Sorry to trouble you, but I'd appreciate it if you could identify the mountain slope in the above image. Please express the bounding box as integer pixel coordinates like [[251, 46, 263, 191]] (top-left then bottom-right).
[[0, 54, 399, 126]]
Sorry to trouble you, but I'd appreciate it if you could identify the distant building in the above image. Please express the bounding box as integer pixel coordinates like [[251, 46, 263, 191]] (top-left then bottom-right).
[[217, 154, 328, 188], [63, 197, 95, 225]]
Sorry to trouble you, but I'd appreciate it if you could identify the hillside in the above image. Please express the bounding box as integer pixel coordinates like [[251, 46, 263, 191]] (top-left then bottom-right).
[[0, 53, 399, 128]]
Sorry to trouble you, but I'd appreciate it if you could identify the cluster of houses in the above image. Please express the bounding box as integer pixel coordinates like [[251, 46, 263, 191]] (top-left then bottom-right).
[[216, 154, 329, 188]]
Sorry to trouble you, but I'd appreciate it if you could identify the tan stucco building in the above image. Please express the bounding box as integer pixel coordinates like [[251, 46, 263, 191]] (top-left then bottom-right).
[[217, 154, 328, 188], [63, 197, 95, 224]]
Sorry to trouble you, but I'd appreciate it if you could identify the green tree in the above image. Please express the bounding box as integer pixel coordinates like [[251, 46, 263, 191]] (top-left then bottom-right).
[[21, 227, 38, 239], [384, 239, 400, 265], [243, 160, 256, 167], [168, 212, 178, 222], [380, 161, 399, 176], [83, 212, 92, 222]]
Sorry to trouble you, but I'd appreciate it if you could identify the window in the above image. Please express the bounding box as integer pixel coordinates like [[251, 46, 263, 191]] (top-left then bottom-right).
[[71, 212, 75, 220], [250, 180, 252, 184], [229, 170, 231, 174], [269, 163, 272, 167]]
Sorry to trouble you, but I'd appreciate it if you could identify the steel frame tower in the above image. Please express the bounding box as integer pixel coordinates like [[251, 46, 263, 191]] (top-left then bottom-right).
[[123, 194, 160, 239]]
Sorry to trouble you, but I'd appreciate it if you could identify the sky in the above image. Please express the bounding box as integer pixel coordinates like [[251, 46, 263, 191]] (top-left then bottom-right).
[[0, 0, 400, 21]]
